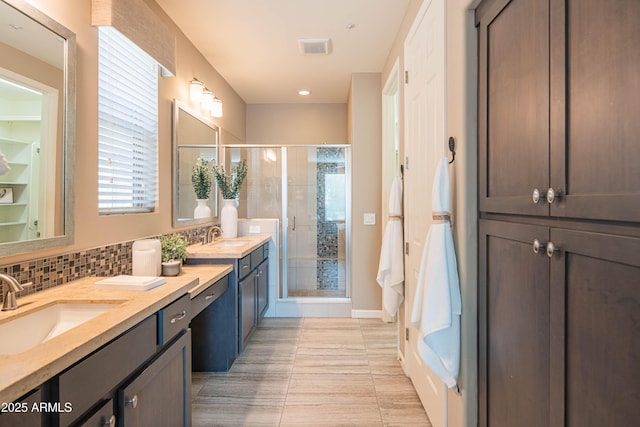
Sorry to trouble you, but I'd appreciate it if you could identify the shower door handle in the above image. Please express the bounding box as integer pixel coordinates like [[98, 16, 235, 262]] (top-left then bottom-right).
[[291, 216, 296, 231]]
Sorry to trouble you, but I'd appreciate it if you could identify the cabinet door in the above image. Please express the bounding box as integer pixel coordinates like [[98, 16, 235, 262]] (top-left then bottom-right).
[[257, 260, 268, 320], [239, 272, 256, 350], [0, 388, 44, 427], [119, 330, 191, 427], [549, 0, 640, 222], [479, 220, 550, 427], [549, 229, 640, 426], [477, 0, 550, 215]]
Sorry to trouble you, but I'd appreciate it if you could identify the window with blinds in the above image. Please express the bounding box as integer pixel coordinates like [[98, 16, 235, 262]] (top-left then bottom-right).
[[98, 26, 158, 214]]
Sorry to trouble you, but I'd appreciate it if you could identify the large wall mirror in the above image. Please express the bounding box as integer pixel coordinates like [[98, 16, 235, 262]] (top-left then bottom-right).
[[172, 100, 219, 227], [0, 0, 75, 256]]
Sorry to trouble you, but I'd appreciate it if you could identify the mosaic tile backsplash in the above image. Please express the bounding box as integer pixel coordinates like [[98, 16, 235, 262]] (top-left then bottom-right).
[[0, 226, 211, 303]]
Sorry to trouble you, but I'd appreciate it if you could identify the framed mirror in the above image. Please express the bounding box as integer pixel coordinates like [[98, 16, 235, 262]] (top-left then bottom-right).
[[0, 0, 75, 256], [172, 100, 219, 227]]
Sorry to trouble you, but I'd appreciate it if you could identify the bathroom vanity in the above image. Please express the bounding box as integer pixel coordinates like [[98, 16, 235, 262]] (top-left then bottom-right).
[[0, 266, 231, 426], [186, 234, 271, 371]]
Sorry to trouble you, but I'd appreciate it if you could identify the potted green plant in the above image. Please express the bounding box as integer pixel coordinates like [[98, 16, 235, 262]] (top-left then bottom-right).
[[192, 157, 212, 218], [212, 159, 248, 238], [159, 234, 188, 276]]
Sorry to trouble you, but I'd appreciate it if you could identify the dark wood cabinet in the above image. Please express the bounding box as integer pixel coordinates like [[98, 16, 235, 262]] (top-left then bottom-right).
[[548, 229, 640, 426], [477, 0, 640, 425], [239, 272, 256, 349], [478, 0, 640, 222], [119, 330, 191, 427], [0, 387, 45, 427], [479, 220, 550, 427], [480, 221, 640, 426], [188, 243, 270, 369], [256, 260, 268, 319]]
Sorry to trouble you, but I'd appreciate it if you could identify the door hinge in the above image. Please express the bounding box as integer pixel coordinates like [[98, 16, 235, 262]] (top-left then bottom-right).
[[405, 70, 409, 84], [405, 242, 410, 255], [405, 328, 410, 341]]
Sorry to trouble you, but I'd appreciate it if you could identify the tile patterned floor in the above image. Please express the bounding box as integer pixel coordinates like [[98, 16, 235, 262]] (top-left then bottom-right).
[[192, 318, 432, 426]]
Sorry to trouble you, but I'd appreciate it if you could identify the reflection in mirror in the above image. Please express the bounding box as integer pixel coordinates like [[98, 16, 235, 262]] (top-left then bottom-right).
[[0, 0, 75, 256], [173, 100, 219, 227]]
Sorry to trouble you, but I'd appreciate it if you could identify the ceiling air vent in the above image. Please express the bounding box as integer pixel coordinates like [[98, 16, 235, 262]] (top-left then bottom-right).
[[298, 38, 332, 55]]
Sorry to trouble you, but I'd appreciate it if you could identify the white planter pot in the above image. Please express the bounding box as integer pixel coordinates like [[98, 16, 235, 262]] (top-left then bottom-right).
[[220, 199, 238, 238], [162, 260, 182, 276], [194, 199, 212, 219]]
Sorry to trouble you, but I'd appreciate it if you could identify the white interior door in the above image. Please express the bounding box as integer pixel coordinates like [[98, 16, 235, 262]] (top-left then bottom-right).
[[404, 0, 447, 426]]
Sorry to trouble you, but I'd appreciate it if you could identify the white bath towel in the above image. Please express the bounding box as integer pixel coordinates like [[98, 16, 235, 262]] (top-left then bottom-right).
[[411, 157, 461, 388], [376, 175, 404, 316]]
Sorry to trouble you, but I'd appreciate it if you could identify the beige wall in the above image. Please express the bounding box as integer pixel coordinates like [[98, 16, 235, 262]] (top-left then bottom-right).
[[0, 0, 246, 266], [349, 73, 382, 311], [380, 0, 479, 426], [246, 103, 347, 145]]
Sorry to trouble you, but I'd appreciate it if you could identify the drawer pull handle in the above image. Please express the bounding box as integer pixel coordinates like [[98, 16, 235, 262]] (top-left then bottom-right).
[[242, 264, 250, 270], [102, 415, 116, 426], [127, 395, 138, 409], [170, 310, 187, 324], [205, 293, 216, 300]]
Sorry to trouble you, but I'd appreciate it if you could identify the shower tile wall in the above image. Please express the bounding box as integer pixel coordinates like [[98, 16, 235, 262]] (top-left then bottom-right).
[[316, 147, 346, 294]]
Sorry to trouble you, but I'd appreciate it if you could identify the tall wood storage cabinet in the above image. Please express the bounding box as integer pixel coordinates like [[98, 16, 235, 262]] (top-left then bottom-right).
[[476, 0, 640, 426]]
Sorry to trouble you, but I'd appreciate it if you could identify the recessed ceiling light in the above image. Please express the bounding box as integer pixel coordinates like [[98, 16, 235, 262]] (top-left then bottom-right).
[[298, 90, 311, 96]]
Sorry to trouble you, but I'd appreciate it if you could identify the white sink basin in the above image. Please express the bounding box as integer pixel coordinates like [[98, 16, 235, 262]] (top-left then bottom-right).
[[212, 240, 247, 247], [0, 302, 120, 355]]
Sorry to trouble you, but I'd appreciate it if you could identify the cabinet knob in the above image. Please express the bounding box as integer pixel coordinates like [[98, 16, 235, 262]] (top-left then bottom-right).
[[532, 239, 545, 254], [546, 187, 562, 204], [102, 415, 116, 426], [546, 241, 559, 258], [532, 188, 541, 204], [127, 395, 138, 409]]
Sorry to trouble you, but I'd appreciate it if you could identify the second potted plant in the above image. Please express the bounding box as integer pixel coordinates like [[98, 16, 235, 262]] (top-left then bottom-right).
[[159, 234, 188, 276], [212, 159, 248, 238], [192, 157, 212, 218]]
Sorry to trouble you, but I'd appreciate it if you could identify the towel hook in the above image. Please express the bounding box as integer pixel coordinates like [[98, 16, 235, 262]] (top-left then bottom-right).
[[448, 137, 456, 164]]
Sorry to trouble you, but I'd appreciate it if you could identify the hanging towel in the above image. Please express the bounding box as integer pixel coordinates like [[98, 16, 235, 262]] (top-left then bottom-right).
[[376, 175, 404, 317], [411, 156, 461, 389]]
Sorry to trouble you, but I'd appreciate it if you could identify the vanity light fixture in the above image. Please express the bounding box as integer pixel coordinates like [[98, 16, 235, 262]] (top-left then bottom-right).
[[201, 88, 214, 111], [189, 78, 204, 102], [189, 77, 223, 117], [211, 97, 223, 118], [298, 90, 311, 96]]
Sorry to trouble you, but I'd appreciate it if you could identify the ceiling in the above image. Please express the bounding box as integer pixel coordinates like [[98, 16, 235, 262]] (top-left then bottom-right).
[[155, 0, 411, 104]]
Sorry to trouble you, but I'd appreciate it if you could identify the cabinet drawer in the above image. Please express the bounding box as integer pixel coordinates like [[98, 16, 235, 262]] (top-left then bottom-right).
[[263, 243, 269, 258], [238, 254, 251, 279], [58, 316, 156, 426], [191, 275, 229, 318], [250, 245, 266, 269], [158, 294, 191, 345]]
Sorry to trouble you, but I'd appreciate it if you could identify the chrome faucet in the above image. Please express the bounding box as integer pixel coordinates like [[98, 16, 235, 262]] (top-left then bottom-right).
[[0, 273, 25, 311], [203, 225, 223, 244]]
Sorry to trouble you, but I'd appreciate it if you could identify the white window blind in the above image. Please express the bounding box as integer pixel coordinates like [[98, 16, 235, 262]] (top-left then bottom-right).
[[98, 26, 158, 214]]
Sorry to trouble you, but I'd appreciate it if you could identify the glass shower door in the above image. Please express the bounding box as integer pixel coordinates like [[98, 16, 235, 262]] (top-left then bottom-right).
[[285, 146, 349, 298]]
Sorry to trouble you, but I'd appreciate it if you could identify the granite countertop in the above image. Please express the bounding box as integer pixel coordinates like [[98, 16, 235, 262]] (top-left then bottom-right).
[[186, 234, 271, 260], [0, 265, 231, 403]]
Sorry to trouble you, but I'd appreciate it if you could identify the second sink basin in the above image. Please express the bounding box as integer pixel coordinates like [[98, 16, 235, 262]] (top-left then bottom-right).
[[212, 240, 247, 247], [0, 301, 122, 355]]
